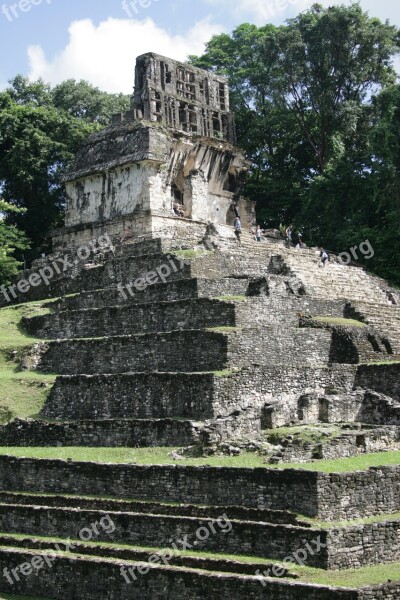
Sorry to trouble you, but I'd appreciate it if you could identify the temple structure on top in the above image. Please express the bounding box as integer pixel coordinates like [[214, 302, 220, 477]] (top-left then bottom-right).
[[53, 53, 254, 251], [131, 53, 237, 142]]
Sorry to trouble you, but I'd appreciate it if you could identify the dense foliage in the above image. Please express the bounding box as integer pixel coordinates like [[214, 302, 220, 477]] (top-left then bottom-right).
[[190, 3, 400, 283], [0, 77, 129, 269], [0, 199, 30, 285], [1, 2, 399, 285]]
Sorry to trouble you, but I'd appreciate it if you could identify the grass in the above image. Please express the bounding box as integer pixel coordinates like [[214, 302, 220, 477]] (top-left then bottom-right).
[[304, 511, 400, 529], [0, 533, 399, 589], [212, 369, 235, 377], [361, 360, 400, 366], [274, 450, 400, 473], [0, 447, 399, 473], [0, 301, 56, 423], [265, 425, 342, 446], [172, 250, 211, 260], [214, 296, 247, 302], [206, 326, 239, 333], [294, 562, 400, 587], [0, 301, 53, 350], [313, 316, 366, 328]]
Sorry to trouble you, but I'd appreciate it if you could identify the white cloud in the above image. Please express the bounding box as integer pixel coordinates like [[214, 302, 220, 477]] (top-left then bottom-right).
[[204, 0, 313, 25], [27, 17, 222, 94]]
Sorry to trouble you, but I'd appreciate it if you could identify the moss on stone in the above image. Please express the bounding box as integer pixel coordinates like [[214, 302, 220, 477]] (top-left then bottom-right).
[[313, 316, 366, 328]]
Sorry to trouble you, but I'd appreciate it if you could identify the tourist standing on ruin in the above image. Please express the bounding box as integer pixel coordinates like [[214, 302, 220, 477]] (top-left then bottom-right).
[[295, 232, 304, 249], [256, 225, 262, 242], [319, 247, 329, 267], [285, 224, 293, 247], [234, 217, 242, 244]]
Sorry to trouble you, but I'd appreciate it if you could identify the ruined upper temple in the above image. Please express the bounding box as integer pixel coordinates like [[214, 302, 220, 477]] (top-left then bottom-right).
[[53, 53, 254, 251], [131, 53, 237, 142]]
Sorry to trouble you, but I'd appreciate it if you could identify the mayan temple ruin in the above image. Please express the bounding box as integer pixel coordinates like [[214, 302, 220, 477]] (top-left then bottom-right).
[[0, 53, 400, 599]]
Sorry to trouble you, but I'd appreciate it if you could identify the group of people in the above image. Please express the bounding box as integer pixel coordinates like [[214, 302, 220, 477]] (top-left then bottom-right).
[[233, 218, 329, 267], [284, 225, 329, 266], [285, 224, 305, 250]]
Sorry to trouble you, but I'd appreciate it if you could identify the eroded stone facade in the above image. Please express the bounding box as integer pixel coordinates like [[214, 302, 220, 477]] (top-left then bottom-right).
[[54, 53, 253, 251]]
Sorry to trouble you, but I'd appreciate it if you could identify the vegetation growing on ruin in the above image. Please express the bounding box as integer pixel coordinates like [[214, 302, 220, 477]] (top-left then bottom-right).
[[0, 302, 56, 423], [313, 317, 366, 328], [0, 532, 399, 588], [264, 425, 343, 446], [1, 447, 400, 473], [215, 296, 247, 302], [171, 250, 212, 260]]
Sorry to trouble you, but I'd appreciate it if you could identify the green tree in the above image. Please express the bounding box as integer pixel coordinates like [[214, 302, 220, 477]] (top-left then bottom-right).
[[0, 77, 130, 257], [263, 3, 399, 173], [52, 79, 130, 126], [0, 199, 30, 285], [190, 3, 400, 282]]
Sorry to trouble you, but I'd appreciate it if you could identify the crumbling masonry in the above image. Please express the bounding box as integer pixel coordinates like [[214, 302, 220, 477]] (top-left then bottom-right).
[[0, 54, 400, 599]]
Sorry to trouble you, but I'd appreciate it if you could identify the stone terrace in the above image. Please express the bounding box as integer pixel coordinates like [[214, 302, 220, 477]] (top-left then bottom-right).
[[0, 233, 400, 599]]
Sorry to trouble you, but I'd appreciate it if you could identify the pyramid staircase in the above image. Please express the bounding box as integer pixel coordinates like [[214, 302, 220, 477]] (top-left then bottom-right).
[[0, 234, 400, 599]]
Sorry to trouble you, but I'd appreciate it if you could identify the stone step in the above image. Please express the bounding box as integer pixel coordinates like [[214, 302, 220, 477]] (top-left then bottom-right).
[[0, 418, 203, 448], [2, 454, 399, 521], [2, 251, 192, 305], [42, 363, 358, 423], [0, 534, 296, 578], [43, 372, 218, 420], [0, 546, 371, 600], [0, 502, 327, 566], [53, 278, 250, 311], [24, 297, 325, 340], [0, 492, 308, 526], [28, 327, 333, 375], [23, 298, 240, 340], [0, 500, 398, 571], [283, 256, 390, 305]]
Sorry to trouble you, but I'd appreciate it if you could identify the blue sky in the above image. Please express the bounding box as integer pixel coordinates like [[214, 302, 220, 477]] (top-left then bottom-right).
[[0, 0, 399, 93]]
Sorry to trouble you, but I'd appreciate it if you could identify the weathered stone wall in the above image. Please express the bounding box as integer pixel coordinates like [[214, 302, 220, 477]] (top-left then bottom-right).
[[44, 372, 218, 420], [301, 319, 391, 363], [0, 492, 300, 525], [53, 277, 249, 311], [23, 297, 349, 341], [52, 214, 209, 252], [0, 418, 199, 448], [2, 501, 400, 570], [65, 162, 157, 228], [30, 327, 332, 375], [1, 249, 192, 305], [2, 456, 400, 521], [268, 427, 400, 465], [42, 365, 360, 423], [0, 456, 321, 516], [23, 298, 239, 339], [355, 364, 400, 401], [317, 466, 400, 520], [328, 520, 400, 569], [0, 549, 363, 600], [360, 584, 400, 599], [0, 504, 328, 567]]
